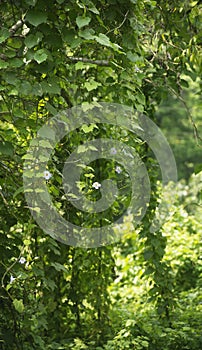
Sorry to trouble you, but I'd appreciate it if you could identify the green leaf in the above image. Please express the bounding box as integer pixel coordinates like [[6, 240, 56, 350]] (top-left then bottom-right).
[[180, 79, 189, 88], [50, 184, 59, 196], [62, 29, 75, 42], [190, 1, 198, 6], [51, 262, 67, 272], [75, 61, 87, 70], [44, 278, 56, 291], [70, 37, 82, 49], [45, 32, 62, 49], [194, 164, 202, 174], [141, 341, 149, 347], [95, 33, 111, 47], [135, 103, 144, 112], [0, 141, 14, 156], [24, 32, 43, 48], [87, 1, 100, 14], [9, 58, 24, 68], [111, 42, 123, 52], [76, 16, 91, 29], [0, 28, 10, 43], [84, 79, 101, 91], [25, 0, 37, 4], [32, 82, 43, 96], [81, 124, 98, 133], [79, 28, 95, 40], [77, 145, 87, 153], [41, 80, 60, 94], [8, 37, 22, 49], [144, 250, 154, 260], [19, 81, 33, 94], [13, 299, 24, 313], [0, 59, 9, 69], [135, 93, 146, 105], [3, 72, 19, 85], [34, 49, 48, 64], [26, 10, 48, 26], [13, 186, 24, 198], [46, 102, 58, 115], [126, 51, 143, 63]]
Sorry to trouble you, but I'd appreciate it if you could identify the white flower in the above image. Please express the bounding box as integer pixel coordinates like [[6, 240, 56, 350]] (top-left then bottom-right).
[[115, 166, 122, 174], [19, 257, 26, 264], [10, 275, 16, 284], [43, 170, 52, 180], [92, 182, 101, 190], [110, 147, 117, 155]]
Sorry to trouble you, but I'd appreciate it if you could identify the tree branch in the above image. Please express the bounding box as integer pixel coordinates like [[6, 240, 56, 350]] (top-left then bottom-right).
[[9, 19, 23, 35], [67, 56, 110, 66]]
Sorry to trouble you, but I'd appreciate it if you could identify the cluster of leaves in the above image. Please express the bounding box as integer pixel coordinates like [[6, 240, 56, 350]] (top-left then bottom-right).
[[103, 174, 202, 350], [0, 0, 201, 349]]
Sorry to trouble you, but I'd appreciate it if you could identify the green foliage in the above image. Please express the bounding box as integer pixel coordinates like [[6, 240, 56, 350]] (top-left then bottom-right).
[[0, 0, 201, 349]]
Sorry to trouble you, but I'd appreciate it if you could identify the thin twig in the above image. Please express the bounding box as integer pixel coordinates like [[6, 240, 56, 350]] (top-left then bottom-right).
[[0, 187, 9, 206], [106, 10, 129, 34]]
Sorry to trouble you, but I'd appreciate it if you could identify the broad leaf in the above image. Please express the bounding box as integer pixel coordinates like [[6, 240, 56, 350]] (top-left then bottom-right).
[[34, 49, 48, 64], [24, 32, 43, 48], [0, 28, 10, 43], [84, 79, 101, 91], [0, 59, 9, 69], [76, 16, 91, 29], [0, 141, 14, 156], [95, 33, 111, 47], [13, 299, 24, 313], [26, 10, 47, 26]]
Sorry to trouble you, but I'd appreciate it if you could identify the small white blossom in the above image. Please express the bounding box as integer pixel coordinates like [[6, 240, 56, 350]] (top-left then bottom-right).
[[19, 257, 26, 264], [92, 182, 101, 190], [10, 275, 16, 284], [110, 147, 117, 155], [115, 166, 122, 174], [43, 170, 52, 180]]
